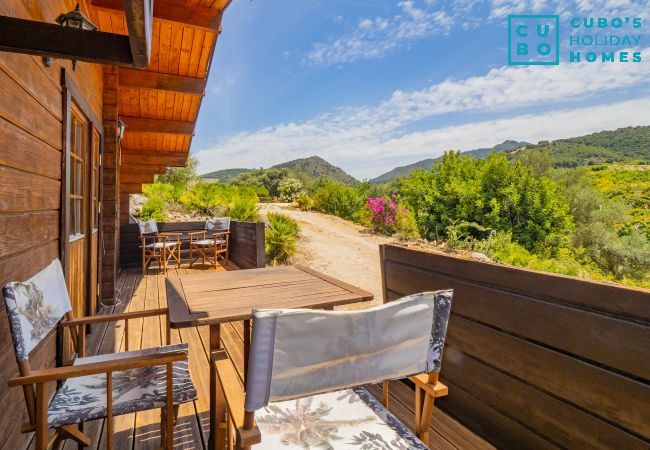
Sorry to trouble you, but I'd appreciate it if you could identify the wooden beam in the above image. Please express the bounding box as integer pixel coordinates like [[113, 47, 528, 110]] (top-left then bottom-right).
[[118, 68, 206, 94], [121, 148, 186, 156], [121, 172, 154, 184], [122, 154, 187, 166], [122, 0, 153, 68], [121, 116, 194, 135], [122, 164, 166, 174], [0, 16, 133, 66], [93, 0, 222, 33], [121, 183, 144, 193]]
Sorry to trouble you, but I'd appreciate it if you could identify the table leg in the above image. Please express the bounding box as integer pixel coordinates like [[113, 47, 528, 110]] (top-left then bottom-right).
[[209, 324, 226, 450], [243, 319, 251, 387]]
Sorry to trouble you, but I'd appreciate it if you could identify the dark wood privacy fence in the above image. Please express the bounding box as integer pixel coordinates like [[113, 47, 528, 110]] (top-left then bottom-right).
[[120, 221, 265, 269], [380, 244, 650, 450]]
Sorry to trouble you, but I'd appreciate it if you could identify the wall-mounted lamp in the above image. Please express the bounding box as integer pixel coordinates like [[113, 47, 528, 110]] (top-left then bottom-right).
[[49, 4, 97, 70], [117, 117, 127, 144]]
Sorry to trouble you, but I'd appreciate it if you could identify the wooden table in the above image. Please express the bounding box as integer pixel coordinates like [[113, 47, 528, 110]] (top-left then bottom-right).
[[165, 265, 373, 450]]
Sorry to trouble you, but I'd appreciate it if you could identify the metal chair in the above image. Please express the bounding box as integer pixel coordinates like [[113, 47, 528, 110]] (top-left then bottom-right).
[[189, 217, 231, 268], [215, 290, 453, 449], [3, 260, 197, 450]]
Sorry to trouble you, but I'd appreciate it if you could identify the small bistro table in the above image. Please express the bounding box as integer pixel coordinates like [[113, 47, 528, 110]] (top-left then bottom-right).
[[165, 265, 374, 450]]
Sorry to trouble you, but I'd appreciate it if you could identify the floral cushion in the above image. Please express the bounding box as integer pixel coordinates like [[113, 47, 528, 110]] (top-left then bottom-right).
[[144, 241, 179, 249], [255, 386, 428, 450], [193, 239, 227, 246], [3, 260, 72, 362], [47, 344, 197, 427], [138, 219, 159, 235], [205, 217, 230, 231]]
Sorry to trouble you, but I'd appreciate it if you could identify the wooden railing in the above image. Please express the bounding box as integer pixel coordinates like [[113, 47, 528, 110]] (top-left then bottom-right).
[[380, 244, 650, 449], [120, 221, 265, 269]]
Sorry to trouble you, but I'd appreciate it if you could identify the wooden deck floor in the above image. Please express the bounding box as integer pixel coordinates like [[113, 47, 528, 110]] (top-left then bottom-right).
[[43, 263, 492, 450]]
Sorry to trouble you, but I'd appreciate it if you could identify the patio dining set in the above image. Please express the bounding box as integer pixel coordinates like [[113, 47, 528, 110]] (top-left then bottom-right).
[[3, 257, 454, 450], [139, 217, 231, 274]]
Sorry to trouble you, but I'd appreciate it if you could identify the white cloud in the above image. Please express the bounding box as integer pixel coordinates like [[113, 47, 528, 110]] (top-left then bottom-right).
[[305, 0, 650, 67], [305, 1, 453, 67], [196, 57, 650, 179]]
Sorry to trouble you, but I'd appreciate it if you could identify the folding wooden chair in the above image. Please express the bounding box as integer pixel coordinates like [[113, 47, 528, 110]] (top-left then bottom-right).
[[189, 217, 230, 268], [215, 290, 453, 449], [138, 219, 181, 274], [4, 260, 197, 450]]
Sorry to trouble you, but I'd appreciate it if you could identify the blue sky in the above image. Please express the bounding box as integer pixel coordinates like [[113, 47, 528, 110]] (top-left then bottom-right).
[[194, 0, 650, 179]]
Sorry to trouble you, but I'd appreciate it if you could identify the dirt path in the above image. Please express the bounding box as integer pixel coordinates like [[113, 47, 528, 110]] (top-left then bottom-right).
[[259, 204, 395, 307]]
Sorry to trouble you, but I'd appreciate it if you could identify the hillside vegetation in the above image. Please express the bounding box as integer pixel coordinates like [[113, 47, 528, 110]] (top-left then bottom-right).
[[370, 140, 528, 183], [201, 156, 357, 185], [201, 168, 252, 182]]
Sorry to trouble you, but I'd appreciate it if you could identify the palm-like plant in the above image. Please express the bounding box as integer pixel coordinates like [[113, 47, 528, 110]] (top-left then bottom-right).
[[265, 213, 300, 265]]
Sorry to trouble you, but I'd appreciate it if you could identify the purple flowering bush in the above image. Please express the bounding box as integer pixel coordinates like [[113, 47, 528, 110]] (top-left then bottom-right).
[[366, 197, 400, 234]]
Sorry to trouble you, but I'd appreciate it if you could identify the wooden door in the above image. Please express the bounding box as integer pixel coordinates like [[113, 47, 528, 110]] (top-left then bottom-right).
[[68, 102, 89, 320], [87, 129, 101, 314]]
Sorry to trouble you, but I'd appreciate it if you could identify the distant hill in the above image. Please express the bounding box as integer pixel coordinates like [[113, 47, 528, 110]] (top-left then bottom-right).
[[201, 156, 358, 185], [512, 126, 650, 167], [201, 168, 251, 182], [272, 156, 357, 185], [371, 140, 528, 183]]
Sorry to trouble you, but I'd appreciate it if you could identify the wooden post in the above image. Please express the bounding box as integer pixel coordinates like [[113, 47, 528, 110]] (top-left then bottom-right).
[[101, 66, 121, 305], [106, 372, 113, 450], [209, 324, 226, 450], [243, 319, 250, 386]]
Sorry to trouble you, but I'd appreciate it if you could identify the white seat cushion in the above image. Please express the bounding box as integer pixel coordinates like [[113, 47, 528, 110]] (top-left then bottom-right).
[[144, 241, 178, 249], [47, 343, 197, 427], [193, 239, 226, 246], [254, 387, 428, 449]]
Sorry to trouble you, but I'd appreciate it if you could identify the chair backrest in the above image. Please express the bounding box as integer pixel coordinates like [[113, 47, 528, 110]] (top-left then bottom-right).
[[138, 218, 159, 235], [2, 260, 72, 363], [244, 290, 452, 411], [205, 217, 230, 231]]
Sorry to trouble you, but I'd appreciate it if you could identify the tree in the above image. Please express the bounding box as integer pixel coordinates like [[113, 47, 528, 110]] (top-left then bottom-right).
[[156, 155, 198, 186]]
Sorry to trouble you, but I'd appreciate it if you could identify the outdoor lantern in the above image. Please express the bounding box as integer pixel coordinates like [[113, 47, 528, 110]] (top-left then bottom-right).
[[55, 3, 97, 70], [117, 117, 127, 143]]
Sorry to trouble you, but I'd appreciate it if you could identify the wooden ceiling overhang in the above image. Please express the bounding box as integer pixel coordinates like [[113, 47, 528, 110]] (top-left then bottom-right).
[[91, 0, 231, 191]]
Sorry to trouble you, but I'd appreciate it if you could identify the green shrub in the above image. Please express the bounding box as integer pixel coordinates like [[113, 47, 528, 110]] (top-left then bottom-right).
[[278, 178, 304, 202], [401, 152, 572, 253], [139, 196, 166, 221], [295, 192, 314, 210], [265, 213, 300, 265], [312, 180, 366, 222], [228, 197, 261, 221], [180, 182, 224, 215]]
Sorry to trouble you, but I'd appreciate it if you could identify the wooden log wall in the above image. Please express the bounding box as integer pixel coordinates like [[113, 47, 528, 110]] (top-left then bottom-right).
[[380, 244, 650, 449], [120, 221, 266, 269], [101, 66, 120, 304], [0, 1, 104, 447]]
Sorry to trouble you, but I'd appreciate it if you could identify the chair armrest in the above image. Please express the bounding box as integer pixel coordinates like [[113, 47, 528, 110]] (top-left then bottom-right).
[[9, 351, 187, 386], [187, 231, 206, 236], [61, 308, 168, 327], [211, 231, 230, 237], [213, 350, 261, 447], [409, 374, 448, 397]]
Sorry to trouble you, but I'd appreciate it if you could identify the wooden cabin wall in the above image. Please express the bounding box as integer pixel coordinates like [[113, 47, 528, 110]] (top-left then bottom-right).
[[0, 1, 104, 447]]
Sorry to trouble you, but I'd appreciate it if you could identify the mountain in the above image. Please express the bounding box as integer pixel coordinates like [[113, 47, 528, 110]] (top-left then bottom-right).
[[512, 126, 650, 167], [201, 156, 358, 185], [371, 140, 529, 183], [272, 156, 358, 185], [201, 168, 251, 182]]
